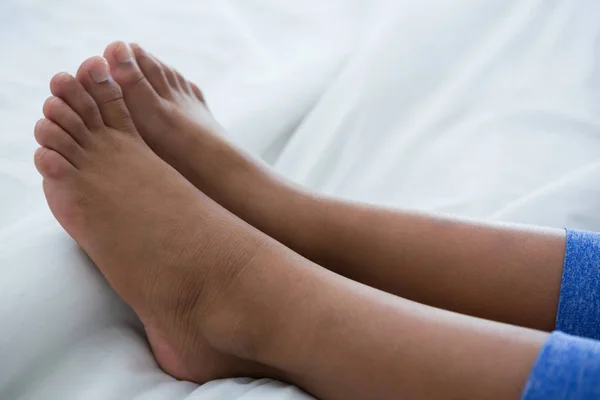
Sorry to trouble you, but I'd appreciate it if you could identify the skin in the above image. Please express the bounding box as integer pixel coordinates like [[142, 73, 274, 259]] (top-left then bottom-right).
[[104, 41, 567, 333], [32, 42, 559, 400]]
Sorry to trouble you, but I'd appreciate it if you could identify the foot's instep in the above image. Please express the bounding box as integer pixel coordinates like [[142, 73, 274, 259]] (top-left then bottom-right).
[[103, 41, 279, 223]]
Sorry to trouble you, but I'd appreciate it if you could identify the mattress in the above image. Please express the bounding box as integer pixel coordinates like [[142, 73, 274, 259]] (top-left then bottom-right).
[[1, 0, 599, 399]]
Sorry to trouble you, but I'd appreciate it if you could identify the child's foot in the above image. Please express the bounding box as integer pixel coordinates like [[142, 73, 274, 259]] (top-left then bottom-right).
[[104, 41, 325, 283], [102, 41, 289, 223], [35, 57, 290, 383]]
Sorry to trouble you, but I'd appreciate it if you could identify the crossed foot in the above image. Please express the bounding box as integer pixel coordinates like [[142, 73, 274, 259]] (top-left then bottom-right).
[[34, 42, 308, 383]]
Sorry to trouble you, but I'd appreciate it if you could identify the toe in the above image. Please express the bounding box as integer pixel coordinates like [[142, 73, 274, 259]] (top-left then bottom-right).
[[34, 118, 83, 167], [75, 56, 137, 133], [49, 72, 104, 132], [128, 43, 172, 99], [42, 96, 90, 146], [174, 71, 191, 94], [34, 147, 76, 179], [155, 58, 179, 90], [190, 83, 206, 104], [104, 41, 170, 102]]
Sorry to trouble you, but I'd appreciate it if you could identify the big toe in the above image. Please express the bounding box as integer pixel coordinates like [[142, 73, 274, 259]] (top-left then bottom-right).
[[104, 41, 168, 102], [75, 56, 137, 134]]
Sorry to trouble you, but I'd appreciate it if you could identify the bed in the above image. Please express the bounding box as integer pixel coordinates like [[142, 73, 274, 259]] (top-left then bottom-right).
[[1, 0, 599, 399]]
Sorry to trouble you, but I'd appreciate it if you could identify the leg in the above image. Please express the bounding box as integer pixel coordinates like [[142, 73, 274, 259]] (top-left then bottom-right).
[[265, 276, 546, 400], [103, 41, 565, 332], [35, 61, 546, 399]]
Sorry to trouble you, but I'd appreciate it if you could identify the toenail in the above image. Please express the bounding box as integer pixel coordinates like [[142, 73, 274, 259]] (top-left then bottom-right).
[[35, 118, 47, 131], [46, 96, 61, 109], [54, 72, 74, 84], [35, 147, 48, 160], [115, 43, 134, 63], [89, 59, 111, 83]]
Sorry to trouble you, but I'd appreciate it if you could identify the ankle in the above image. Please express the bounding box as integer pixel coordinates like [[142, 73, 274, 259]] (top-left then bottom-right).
[[180, 127, 272, 202], [198, 240, 309, 362], [192, 138, 316, 243]]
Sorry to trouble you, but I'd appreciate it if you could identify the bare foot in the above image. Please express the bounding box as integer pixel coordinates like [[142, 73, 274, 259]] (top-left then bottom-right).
[[102, 41, 289, 222], [35, 56, 287, 383]]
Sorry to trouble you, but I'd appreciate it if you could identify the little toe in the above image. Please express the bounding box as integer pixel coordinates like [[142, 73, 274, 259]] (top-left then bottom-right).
[[49, 72, 104, 131], [34, 118, 83, 167], [34, 147, 76, 179], [190, 83, 206, 103], [75, 56, 136, 134], [128, 43, 172, 99], [42, 96, 90, 146]]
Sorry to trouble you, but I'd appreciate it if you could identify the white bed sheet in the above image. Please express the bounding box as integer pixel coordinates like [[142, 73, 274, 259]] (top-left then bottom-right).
[[1, 0, 600, 399], [275, 0, 600, 228]]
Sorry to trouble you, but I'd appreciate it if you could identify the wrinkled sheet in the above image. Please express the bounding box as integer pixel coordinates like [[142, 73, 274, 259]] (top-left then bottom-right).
[[1, 0, 599, 399]]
